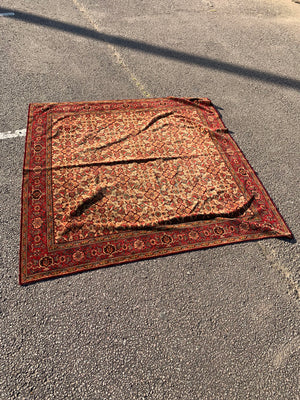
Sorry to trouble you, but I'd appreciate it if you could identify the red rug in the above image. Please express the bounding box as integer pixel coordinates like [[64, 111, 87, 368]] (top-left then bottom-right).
[[19, 97, 292, 284]]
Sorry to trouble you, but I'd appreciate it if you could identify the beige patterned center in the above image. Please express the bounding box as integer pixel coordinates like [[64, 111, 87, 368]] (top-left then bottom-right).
[[50, 108, 249, 244]]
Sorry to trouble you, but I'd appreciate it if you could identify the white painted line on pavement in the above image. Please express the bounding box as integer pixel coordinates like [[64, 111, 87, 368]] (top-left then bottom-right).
[[0, 129, 26, 140], [0, 12, 15, 17]]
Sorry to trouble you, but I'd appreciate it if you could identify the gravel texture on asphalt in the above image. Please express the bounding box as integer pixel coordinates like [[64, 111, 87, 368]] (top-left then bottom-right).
[[0, 0, 299, 398]]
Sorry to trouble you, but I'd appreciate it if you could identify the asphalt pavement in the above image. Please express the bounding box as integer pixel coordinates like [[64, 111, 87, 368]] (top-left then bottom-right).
[[0, 0, 299, 399]]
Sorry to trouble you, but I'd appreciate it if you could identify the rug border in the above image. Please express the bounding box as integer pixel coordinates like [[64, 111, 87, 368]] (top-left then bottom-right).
[[20, 232, 292, 285], [19, 104, 34, 285], [212, 108, 293, 240]]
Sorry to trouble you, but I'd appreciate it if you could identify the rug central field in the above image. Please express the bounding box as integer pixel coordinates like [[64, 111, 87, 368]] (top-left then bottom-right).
[[19, 97, 292, 284]]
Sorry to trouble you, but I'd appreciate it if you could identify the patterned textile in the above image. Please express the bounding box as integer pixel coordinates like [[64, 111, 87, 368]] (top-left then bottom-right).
[[19, 97, 292, 284]]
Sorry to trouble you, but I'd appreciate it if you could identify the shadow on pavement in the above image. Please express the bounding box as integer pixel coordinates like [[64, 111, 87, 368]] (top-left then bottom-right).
[[1, 7, 300, 91]]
